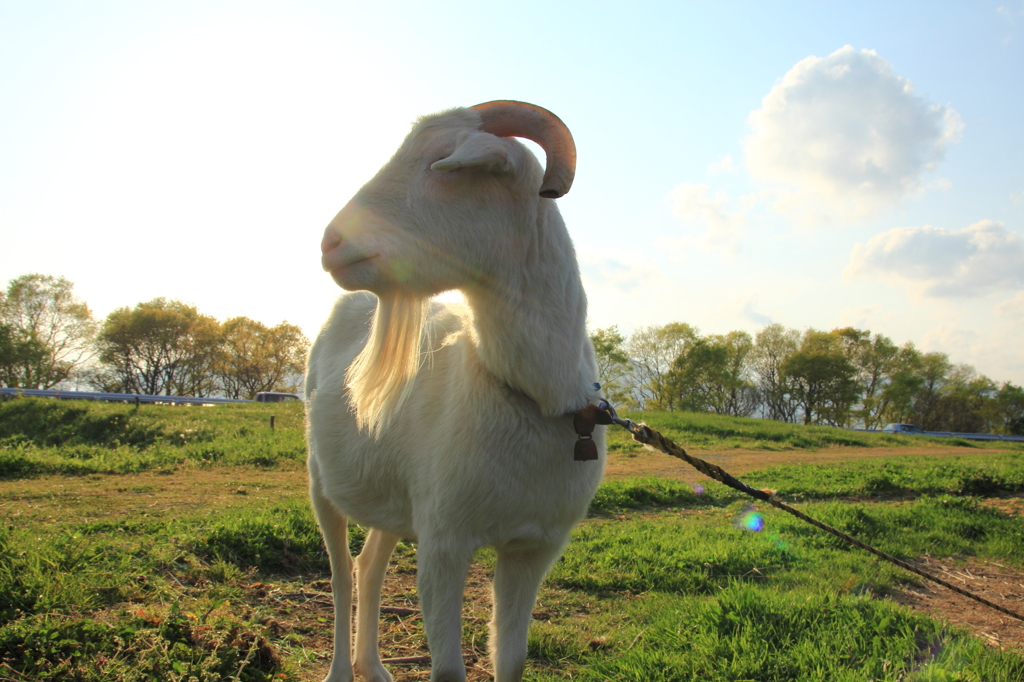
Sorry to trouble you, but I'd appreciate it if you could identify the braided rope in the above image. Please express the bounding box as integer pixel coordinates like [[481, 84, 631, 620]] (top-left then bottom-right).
[[628, 421, 1024, 623]]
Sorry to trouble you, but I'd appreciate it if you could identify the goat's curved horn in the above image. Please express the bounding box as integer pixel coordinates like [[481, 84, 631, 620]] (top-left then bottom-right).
[[471, 100, 576, 199]]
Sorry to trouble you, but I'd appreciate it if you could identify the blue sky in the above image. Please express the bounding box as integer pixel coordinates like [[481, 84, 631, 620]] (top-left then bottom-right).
[[2, 1, 1023, 383]]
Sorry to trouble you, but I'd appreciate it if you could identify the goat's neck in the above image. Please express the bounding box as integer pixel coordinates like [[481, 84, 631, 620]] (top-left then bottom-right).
[[461, 214, 594, 417]]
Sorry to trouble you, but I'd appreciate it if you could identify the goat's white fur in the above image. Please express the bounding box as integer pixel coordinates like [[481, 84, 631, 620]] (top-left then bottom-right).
[[306, 104, 605, 682]]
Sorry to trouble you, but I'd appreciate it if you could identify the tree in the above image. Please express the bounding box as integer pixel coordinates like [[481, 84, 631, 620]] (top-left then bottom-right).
[[833, 327, 900, 428], [928, 365, 998, 433], [95, 298, 221, 395], [907, 352, 952, 429], [217, 317, 309, 399], [665, 331, 756, 416], [876, 343, 924, 425], [0, 323, 49, 387], [666, 336, 729, 413], [750, 323, 800, 422], [626, 322, 698, 410], [781, 330, 859, 426], [0, 274, 97, 388], [589, 325, 632, 408], [996, 383, 1024, 436], [715, 331, 758, 417]]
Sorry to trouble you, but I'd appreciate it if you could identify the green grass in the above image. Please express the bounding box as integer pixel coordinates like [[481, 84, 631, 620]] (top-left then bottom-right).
[[3, 473, 1022, 680], [589, 476, 719, 512], [0, 398, 306, 478], [534, 488, 1024, 681], [5, 400, 1019, 481], [572, 492, 1024, 593], [605, 410, 1016, 453], [742, 451, 1024, 500], [527, 587, 1024, 681], [2, 398, 1023, 680]]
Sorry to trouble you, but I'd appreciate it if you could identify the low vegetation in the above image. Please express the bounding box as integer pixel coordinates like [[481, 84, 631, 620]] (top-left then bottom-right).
[[604, 409, 998, 453], [0, 398, 305, 478], [1, 398, 1023, 680]]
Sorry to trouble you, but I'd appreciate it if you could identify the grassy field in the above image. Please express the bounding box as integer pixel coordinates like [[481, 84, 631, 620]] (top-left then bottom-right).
[[1, 398, 1023, 681], [603, 410, 996, 454]]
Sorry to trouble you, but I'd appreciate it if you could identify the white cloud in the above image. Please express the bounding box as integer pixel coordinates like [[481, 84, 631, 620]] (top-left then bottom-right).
[[1011, 190, 1024, 205], [576, 246, 688, 332], [745, 45, 963, 224], [921, 325, 982, 363], [995, 291, 1024, 319], [707, 154, 734, 175], [578, 248, 670, 296], [832, 304, 890, 331], [846, 219, 1024, 298], [997, 2, 1024, 19], [918, 319, 1024, 385], [741, 298, 772, 325], [664, 183, 747, 254]]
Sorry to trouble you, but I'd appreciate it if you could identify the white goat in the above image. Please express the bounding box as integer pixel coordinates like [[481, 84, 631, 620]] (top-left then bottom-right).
[[306, 101, 606, 682]]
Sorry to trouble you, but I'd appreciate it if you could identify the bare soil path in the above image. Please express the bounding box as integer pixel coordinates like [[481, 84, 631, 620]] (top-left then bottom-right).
[[1, 444, 1007, 524]]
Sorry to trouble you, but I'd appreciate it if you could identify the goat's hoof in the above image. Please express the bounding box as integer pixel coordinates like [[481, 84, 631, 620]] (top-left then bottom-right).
[[353, 659, 392, 682], [322, 662, 354, 682]]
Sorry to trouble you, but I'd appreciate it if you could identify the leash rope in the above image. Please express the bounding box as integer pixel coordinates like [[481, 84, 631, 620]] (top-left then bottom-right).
[[595, 401, 1024, 623]]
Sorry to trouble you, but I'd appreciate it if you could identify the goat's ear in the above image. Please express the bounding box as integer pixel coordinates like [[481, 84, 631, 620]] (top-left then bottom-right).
[[430, 133, 513, 175]]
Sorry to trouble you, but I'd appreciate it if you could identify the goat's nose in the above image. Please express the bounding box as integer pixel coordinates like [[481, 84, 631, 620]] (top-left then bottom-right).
[[321, 226, 342, 254], [322, 202, 370, 254]]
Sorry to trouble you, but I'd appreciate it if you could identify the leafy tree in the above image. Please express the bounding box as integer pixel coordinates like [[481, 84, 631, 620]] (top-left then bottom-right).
[[0, 274, 97, 388], [589, 325, 632, 408], [217, 317, 309, 399], [876, 343, 924, 425], [665, 331, 756, 416], [95, 298, 221, 396], [996, 382, 1024, 436], [907, 352, 953, 429], [666, 337, 729, 413], [0, 323, 49, 387], [928, 365, 998, 433], [781, 330, 859, 426], [715, 331, 758, 417], [626, 322, 698, 410], [833, 327, 900, 428], [750, 323, 800, 422]]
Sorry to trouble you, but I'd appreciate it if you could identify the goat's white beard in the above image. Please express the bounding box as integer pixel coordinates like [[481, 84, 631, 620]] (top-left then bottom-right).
[[346, 292, 429, 434]]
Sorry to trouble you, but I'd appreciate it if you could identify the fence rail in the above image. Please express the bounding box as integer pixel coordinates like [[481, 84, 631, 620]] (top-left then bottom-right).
[[848, 426, 1024, 443], [0, 387, 250, 406]]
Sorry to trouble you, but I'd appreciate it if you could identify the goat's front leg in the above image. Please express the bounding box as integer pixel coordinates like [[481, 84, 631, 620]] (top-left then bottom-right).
[[416, 538, 473, 682], [353, 528, 400, 682], [310, 487, 355, 682], [490, 543, 562, 682]]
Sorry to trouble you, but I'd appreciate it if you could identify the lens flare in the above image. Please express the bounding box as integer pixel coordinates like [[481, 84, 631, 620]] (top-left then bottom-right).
[[735, 506, 764, 532], [766, 530, 787, 549]]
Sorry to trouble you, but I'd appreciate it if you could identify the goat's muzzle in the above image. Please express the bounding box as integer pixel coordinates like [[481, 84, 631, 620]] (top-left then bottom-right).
[[321, 215, 381, 290]]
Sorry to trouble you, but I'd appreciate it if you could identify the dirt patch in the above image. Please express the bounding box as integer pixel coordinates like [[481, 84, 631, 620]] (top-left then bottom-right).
[[237, 563, 500, 681], [890, 557, 1024, 652], [0, 445, 1004, 524], [0, 467, 309, 527]]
